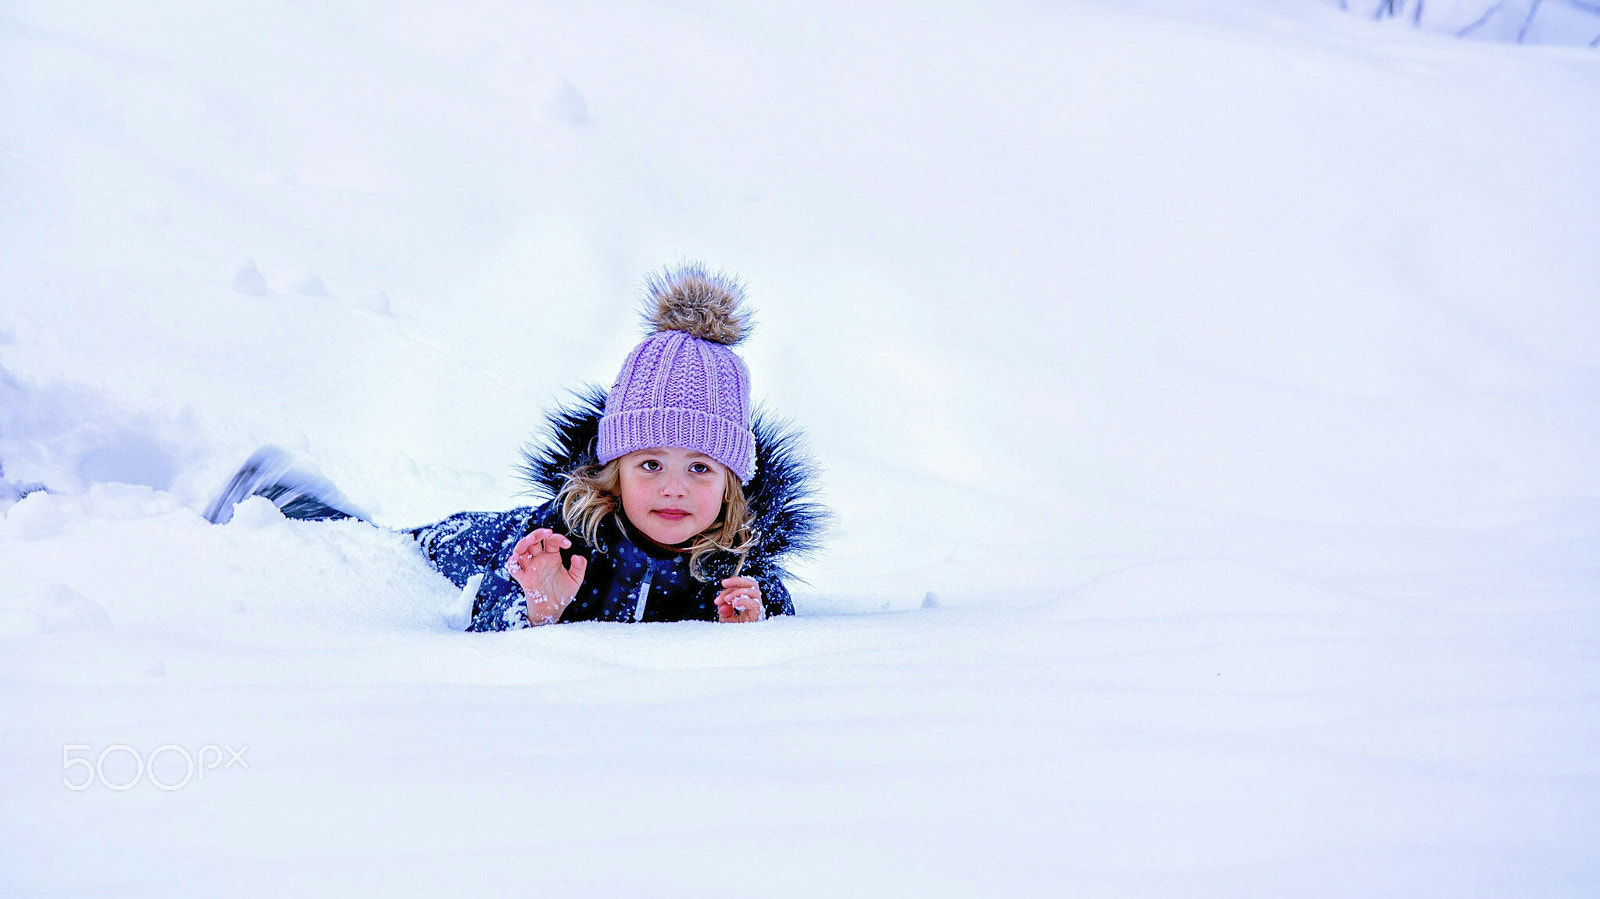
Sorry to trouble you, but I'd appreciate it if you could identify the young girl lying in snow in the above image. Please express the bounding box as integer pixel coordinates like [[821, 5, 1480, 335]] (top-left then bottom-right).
[[205, 264, 823, 630]]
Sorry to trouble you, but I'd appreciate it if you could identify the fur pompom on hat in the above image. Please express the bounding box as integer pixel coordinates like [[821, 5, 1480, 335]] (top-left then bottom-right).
[[643, 265, 751, 346], [598, 263, 757, 482]]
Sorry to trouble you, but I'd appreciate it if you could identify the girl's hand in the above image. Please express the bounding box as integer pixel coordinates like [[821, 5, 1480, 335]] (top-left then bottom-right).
[[714, 576, 764, 623], [506, 529, 588, 625]]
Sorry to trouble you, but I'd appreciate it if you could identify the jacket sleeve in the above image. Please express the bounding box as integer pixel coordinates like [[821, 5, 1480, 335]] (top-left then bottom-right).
[[699, 554, 796, 620], [410, 505, 550, 632], [467, 568, 532, 632], [750, 565, 795, 618], [410, 509, 525, 588]]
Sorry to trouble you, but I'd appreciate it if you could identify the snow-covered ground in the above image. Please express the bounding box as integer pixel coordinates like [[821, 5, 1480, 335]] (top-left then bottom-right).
[[3, 0, 1598, 894]]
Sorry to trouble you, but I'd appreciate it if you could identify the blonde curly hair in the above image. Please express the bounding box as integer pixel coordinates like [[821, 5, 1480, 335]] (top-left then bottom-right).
[[556, 458, 755, 581]]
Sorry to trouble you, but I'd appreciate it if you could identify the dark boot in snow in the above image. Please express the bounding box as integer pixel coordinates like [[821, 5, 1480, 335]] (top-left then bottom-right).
[[204, 446, 358, 524]]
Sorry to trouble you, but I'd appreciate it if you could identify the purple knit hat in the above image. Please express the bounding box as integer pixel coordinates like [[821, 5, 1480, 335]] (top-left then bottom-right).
[[597, 264, 756, 483]]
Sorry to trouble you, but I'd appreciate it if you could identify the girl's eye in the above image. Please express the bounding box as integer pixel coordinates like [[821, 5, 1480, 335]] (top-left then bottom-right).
[[640, 459, 661, 472], [689, 463, 710, 474]]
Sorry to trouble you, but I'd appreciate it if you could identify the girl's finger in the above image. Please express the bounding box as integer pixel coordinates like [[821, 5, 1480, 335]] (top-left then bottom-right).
[[517, 529, 568, 555]]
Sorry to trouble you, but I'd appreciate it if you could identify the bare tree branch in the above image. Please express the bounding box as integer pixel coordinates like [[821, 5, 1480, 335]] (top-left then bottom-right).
[[1346, 0, 1597, 46], [1458, 1, 1506, 35], [1518, 0, 1545, 42]]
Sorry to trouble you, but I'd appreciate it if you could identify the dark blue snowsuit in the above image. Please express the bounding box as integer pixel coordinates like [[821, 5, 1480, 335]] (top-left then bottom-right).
[[410, 388, 824, 631]]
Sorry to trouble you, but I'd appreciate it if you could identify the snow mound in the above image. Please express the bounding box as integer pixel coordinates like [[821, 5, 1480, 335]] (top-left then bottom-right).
[[3, 490, 66, 540], [0, 584, 112, 638], [0, 486, 458, 646]]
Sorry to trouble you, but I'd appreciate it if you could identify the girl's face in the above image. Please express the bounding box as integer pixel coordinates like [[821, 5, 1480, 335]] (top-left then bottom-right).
[[616, 447, 728, 548]]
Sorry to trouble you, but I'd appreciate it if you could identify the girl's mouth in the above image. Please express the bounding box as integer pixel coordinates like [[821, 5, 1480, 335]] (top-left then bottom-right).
[[654, 509, 690, 520]]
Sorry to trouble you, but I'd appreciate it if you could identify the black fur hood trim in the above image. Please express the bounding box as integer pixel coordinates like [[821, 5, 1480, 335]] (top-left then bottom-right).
[[516, 386, 826, 581]]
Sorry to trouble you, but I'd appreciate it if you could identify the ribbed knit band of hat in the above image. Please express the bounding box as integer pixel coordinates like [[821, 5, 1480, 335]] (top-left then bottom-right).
[[597, 263, 756, 483]]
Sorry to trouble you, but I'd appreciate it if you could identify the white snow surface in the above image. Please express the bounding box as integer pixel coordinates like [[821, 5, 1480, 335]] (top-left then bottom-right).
[[3, 0, 1599, 895]]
